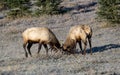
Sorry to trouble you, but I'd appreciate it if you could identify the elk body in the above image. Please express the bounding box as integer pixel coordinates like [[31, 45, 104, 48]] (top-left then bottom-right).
[[22, 27, 61, 57], [62, 25, 92, 55]]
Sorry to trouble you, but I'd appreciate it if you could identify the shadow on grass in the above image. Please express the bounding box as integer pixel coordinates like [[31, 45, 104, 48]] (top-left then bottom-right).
[[86, 44, 120, 54], [0, 16, 4, 19], [60, 1, 97, 14]]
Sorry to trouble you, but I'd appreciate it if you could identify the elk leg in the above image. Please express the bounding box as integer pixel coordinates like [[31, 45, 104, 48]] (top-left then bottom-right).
[[78, 41, 83, 54], [83, 41, 87, 55], [27, 43, 33, 57], [73, 43, 76, 54], [43, 44, 49, 57], [23, 43, 28, 57], [88, 38, 92, 55], [38, 43, 42, 54]]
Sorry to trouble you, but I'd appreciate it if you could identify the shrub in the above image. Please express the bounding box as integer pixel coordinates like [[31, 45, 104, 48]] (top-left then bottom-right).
[[4, 0, 31, 19], [1, 0, 64, 18], [0, 1, 4, 9], [35, 0, 62, 15], [97, 0, 120, 24]]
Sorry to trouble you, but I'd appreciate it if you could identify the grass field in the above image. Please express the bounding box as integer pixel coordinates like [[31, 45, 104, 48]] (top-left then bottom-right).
[[0, 0, 120, 75]]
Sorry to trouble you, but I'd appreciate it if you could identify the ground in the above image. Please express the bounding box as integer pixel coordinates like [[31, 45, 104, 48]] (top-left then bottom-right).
[[0, 0, 120, 75]]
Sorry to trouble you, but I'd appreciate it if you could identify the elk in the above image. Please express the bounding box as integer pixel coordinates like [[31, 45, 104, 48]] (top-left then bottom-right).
[[62, 25, 92, 55], [22, 27, 61, 57]]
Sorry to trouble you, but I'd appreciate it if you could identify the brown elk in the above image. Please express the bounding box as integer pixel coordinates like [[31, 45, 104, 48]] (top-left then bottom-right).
[[62, 25, 92, 55], [22, 27, 61, 57]]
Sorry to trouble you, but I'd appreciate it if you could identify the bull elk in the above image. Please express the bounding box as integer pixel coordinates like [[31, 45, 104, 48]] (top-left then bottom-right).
[[22, 27, 61, 57], [62, 25, 92, 55]]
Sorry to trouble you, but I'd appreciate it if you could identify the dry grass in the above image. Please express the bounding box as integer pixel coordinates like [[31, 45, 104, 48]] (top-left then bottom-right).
[[99, 22, 118, 28], [0, 0, 120, 75]]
